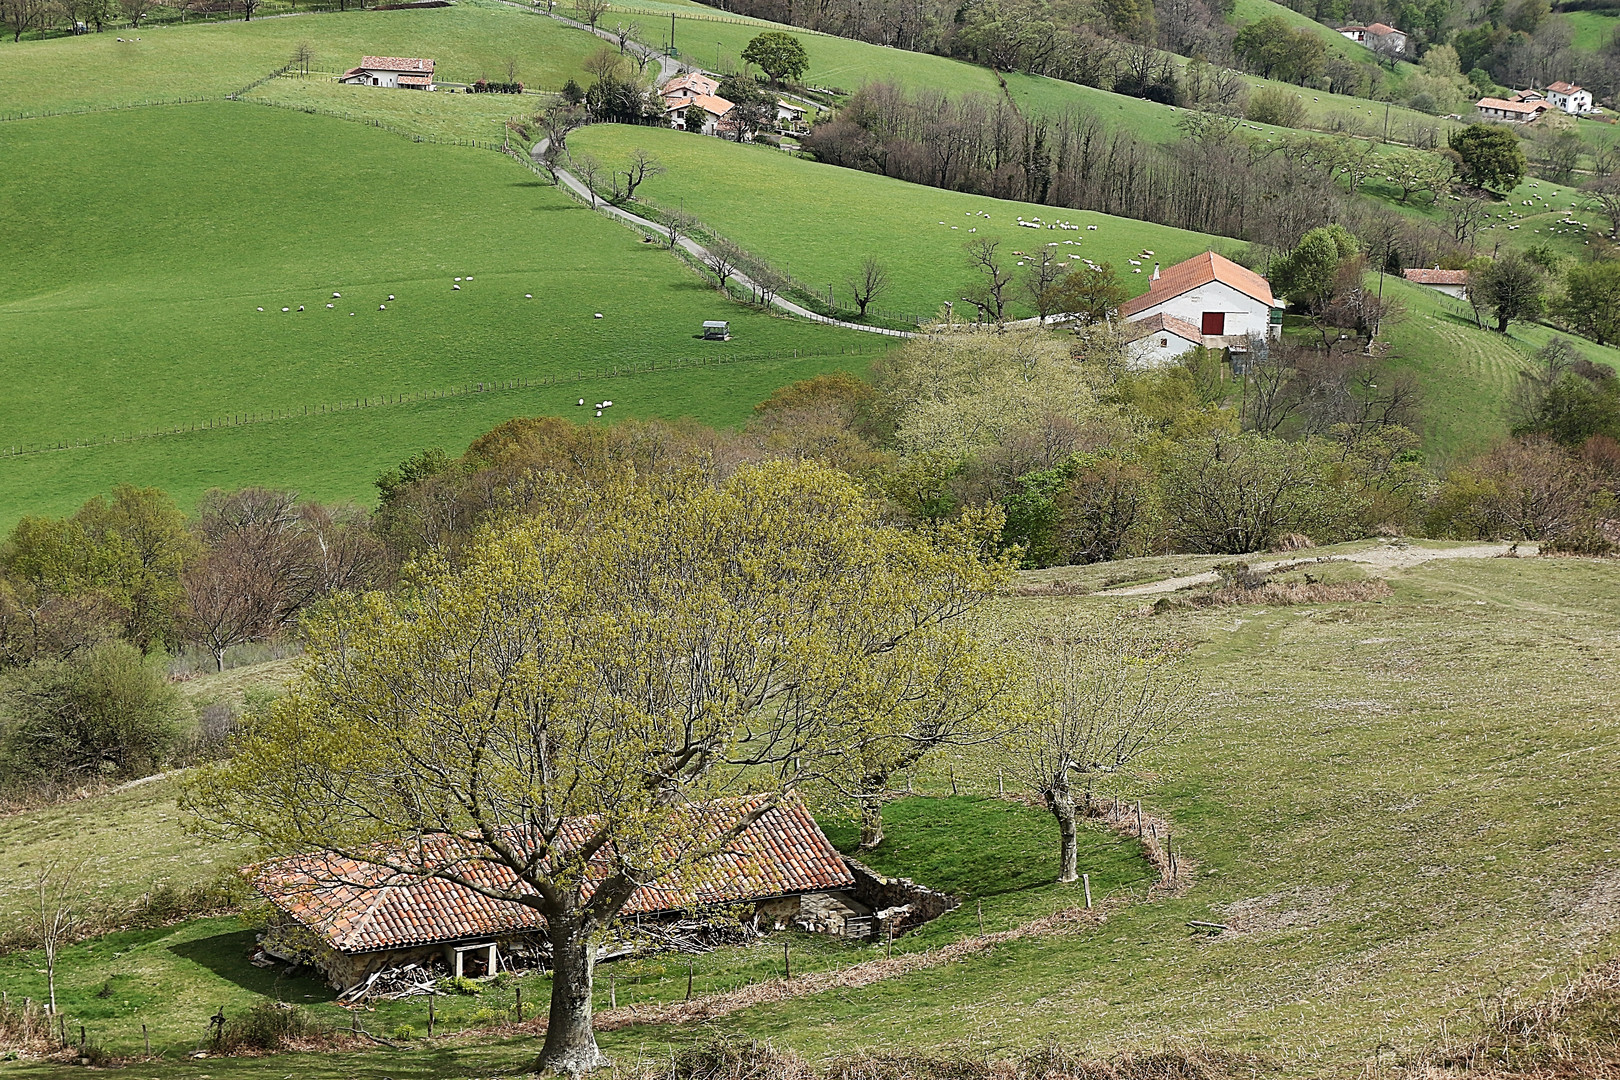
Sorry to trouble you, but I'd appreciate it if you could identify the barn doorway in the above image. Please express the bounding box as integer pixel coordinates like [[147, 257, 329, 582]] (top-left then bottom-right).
[[1201, 311, 1225, 335]]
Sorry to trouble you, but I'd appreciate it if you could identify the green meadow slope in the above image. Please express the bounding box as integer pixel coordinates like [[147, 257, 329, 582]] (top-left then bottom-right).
[[0, 0, 603, 116], [2, 553, 1618, 1077], [0, 102, 882, 522], [570, 123, 1235, 319]]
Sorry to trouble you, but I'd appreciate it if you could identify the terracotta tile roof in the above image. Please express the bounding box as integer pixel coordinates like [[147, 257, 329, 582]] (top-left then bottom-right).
[[664, 72, 719, 96], [1364, 22, 1400, 35], [1119, 251, 1276, 319], [1124, 311, 1205, 343], [1478, 97, 1549, 115], [1404, 268, 1469, 285], [688, 93, 735, 116], [1548, 81, 1582, 94], [254, 798, 853, 954], [359, 56, 435, 73]]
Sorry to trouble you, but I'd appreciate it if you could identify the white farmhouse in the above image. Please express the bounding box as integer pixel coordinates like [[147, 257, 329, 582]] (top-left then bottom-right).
[[666, 93, 737, 136], [1336, 22, 1407, 53], [1402, 267, 1469, 299], [1120, 252, 1282, 367], [1545, 81, 1594, 114], [338, 56, 436, 90], [1476, 96, 1549, 122]]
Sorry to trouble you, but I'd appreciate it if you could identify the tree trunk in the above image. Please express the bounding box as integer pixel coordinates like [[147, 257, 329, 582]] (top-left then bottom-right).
[[1044, 774, 1079, 884], [857, 777, 885, 850], [538, 914, 608, 1074]]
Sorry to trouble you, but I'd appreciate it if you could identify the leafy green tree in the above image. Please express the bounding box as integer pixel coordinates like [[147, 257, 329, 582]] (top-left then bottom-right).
[[1468, 250, 1544, 333], [2, 641, 188, 783], [1509, 338, 1620, 443], [182, 461, 1013, 1074], [1448, 123, 1526, 192], [1234, 15, 1325, 83], [1553, 260, 1620, 346], [1270, 225, 1361, 317], [1382, 147, 1453, 204], [741, 30, 809, 82], [1044, 261, 1129, 324]]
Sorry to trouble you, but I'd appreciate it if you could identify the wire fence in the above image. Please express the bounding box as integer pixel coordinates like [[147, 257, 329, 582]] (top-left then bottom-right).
[[0, 345, 888, 460], [0, 95, 216, 123]]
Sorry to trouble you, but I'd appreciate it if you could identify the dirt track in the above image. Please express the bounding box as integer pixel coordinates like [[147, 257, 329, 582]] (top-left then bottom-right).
[[1097, 542, 1540, 597]]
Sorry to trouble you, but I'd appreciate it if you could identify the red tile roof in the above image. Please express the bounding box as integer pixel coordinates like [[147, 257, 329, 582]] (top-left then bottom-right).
[[664, 72, 720, 97], [1119, 251, 1276, 319], [1403, 268, 1469, 285], [254, 798, 853, 954], [1477, 97, 1549, 115], [1124, 311, 1205, 343], [359, 56, 435, 73], [1364, 22, 1400, 35], [1547, 81, 1584, 94]]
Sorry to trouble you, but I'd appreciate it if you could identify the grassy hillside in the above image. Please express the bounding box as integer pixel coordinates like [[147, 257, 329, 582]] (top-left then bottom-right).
[[4, 552, 1618, 1077], [0, 0, 603, 117], [1379, 275, 1620, 460], [0, 102, 882, 522], [569, 123, 1235, 319], [1568, 9, 1619, 50]]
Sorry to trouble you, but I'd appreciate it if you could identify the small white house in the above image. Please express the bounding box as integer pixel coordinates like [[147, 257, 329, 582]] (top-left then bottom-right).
[[1337, 22, 1407, 53], [1403, 267, 1469, 299], [338, 56, 436, 90], [776, 99, 808, 132], [666, 93, 736, 136], [660, 71, 721, 105], [1545, 81, 1593, 114], [1120, 252, 1281, 367]]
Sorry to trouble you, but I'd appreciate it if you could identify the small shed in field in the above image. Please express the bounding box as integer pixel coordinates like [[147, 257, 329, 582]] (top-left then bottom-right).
[[702, 320, 731, 340]]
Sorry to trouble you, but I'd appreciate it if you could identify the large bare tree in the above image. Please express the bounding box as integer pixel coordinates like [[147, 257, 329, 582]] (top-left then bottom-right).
[[183, 463, 1012, 1073], [845, 255, 891, 318]]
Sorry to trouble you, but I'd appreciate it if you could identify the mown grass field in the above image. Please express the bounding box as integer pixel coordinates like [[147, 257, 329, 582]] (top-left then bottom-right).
[[4, 551, 1619, 1079], [0, 101, 883, 523], [1568, 9, 1620, 51], [0, 0, 603, 116], [569, 123, 1234, 320], [1379, 275, 1620, 460]]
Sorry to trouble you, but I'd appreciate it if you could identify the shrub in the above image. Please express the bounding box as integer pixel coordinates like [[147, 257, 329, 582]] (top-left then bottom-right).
[[221, 1001, 323, 1051], [437, 975, 481, 995], [388, 1023, 418, 1041], [466, 1006, 510, 1025], [1246, 86, 1305, 127]]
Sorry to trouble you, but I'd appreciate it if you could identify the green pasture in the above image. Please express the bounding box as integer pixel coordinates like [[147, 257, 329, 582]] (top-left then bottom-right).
[[243, 75, 539, 142], [0, 101, 882, 522], [570, 123, 1233, 320], [1568, 8, 1620, 50], [0, 794, 1151, 1062], [6, 552, 1620, 1078], [1378, 275, 1620, 460], [0, 0, 602, 117]]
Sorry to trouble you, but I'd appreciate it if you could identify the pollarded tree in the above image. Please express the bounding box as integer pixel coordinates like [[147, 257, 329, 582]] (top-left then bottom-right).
[[846, 255, 891, 318], [741, 30, 809, 83], [1012, 624, 1197, 884], [1468, 250, 1544, 333], [181, 461, 1012, 1074]]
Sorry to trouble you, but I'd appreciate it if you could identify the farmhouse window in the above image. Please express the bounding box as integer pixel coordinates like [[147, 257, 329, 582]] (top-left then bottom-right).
[[1159, 338, 1168, 347], [1201, 312, 1225, 335]]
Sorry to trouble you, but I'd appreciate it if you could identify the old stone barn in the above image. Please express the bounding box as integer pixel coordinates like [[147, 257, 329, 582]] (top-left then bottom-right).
[[252, 800, 923, 993]]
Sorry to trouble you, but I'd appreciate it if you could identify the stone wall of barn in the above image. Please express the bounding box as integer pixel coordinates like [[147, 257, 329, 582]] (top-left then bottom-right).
[[843, 858, 960, 937]]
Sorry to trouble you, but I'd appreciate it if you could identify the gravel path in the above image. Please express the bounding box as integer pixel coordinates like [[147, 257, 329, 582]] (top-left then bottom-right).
[[1096, 542, 1540, 597]]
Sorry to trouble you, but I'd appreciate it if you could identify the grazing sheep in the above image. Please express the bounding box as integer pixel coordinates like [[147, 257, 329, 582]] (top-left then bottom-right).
[[327, 304, 334, 308], [526, 293, 533, 298], [388, 295, 395, 301], [594, 312, 603, 318], [454, 284, 461, 290], [257, 307, 264, 311], [333, 292, 341, 298], [579, 399, 586, 405]]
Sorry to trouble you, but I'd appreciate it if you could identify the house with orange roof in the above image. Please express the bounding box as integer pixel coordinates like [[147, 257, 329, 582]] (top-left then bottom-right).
[[338, 56, 436, 90], [252, 799, 876, 991], [666, 92, 737, 136], [1403, 267, 1469, 299], [1545, 81, 1594, 114], [1476, 96, 1550, 122], [1119, 251, 1283, 366]]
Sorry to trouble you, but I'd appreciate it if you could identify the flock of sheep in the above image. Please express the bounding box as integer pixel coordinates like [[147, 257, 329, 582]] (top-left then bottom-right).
[[253, 275, 549, 315]]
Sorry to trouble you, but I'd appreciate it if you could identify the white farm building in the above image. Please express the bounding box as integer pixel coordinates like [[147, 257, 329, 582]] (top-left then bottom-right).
[[338, 56, 437, 90], [1120, 251, 1282, 367]]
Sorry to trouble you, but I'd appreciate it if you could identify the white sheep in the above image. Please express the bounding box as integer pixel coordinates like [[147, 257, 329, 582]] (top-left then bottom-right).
[[594, 312, 603, 318], [327, 304, 334, 309], [257, 307, 264, 311], [388, 295, 395, 301], [454, 284, 461, 290]]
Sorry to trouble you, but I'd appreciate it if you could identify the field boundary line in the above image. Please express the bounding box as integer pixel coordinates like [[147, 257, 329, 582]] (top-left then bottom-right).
[[0, 346, 887, 461], [0, 96, 217, 123]]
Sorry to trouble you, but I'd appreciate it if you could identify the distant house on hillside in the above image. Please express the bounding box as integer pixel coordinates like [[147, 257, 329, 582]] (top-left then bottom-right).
[[1476, 96, 1549, 122], [1337, 22, 1407, 54], [667, 93, 736, 136], [252, 799, 868, 992], [1403, 267, 1469, 299], [661, 71, 721, 104], [338, 56, 436, 90], [1545, 81, 1594, 114], [1119, 252, 1283, 367], [775, 99, 808, 132]]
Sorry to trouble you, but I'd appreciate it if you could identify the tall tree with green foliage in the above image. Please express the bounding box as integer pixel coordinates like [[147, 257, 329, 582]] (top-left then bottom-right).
[[1270, 224, 1361, 318], [182, 461, 1013, 1074], [1448, 123, 1526, 192], [1552, 260, 1620, 346], [1468, 250, 1544, 332], [741, 30, 809, 82]]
